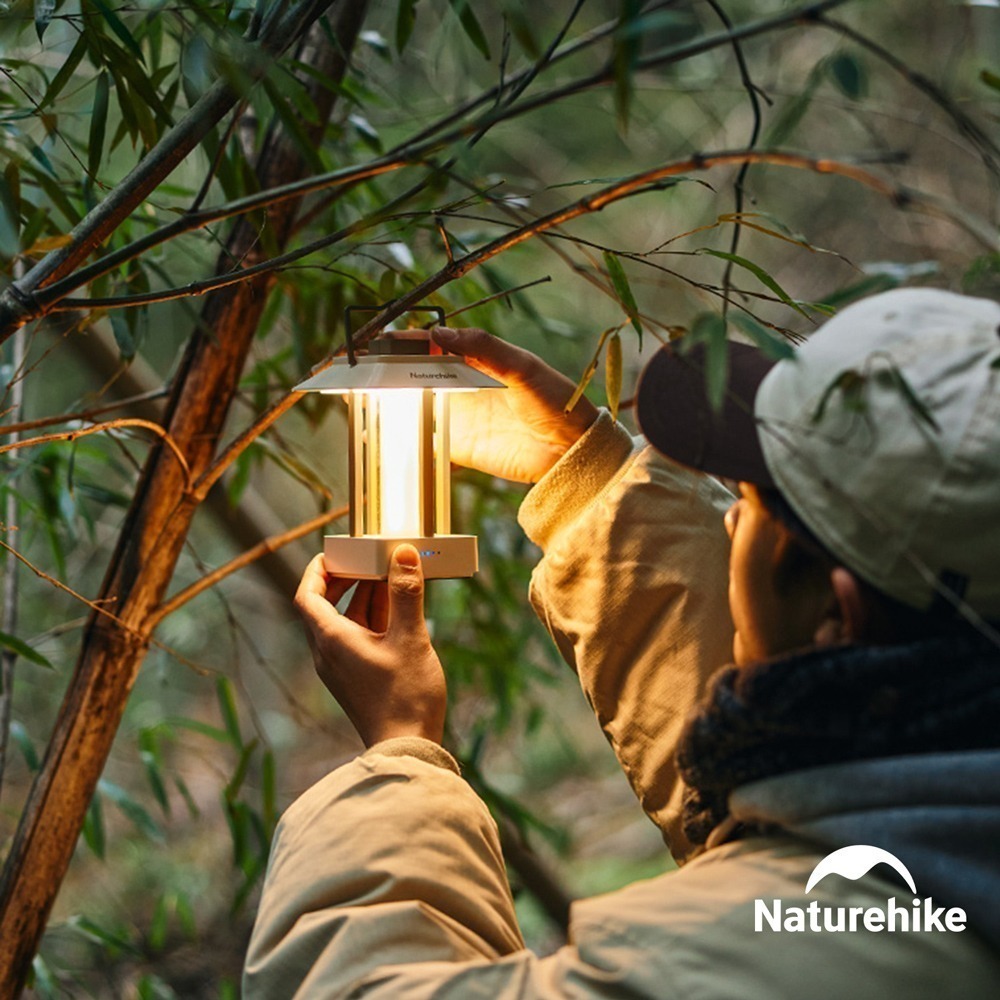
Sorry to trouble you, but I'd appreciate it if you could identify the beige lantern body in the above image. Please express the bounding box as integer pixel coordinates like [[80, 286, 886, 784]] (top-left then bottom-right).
[[295, 332, 504, 579]]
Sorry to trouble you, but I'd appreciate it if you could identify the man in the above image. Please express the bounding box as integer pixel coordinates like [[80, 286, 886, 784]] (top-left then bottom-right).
[[244, 289, 1000, 997]]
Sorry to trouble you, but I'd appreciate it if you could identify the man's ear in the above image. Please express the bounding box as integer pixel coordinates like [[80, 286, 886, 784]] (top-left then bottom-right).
[[813, 567, 871, 646]]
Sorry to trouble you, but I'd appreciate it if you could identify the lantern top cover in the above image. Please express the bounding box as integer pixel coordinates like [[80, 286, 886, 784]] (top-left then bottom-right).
[[294, 353, 505, 393]]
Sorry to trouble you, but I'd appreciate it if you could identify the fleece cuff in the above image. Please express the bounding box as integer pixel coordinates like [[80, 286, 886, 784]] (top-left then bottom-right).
[[517, 409, 638, 551], [362, 737, 461, 776]]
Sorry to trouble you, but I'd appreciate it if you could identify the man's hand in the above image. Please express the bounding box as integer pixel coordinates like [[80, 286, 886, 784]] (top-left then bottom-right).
[[433, 327, 599, 483], [294, 545, 446, 747]]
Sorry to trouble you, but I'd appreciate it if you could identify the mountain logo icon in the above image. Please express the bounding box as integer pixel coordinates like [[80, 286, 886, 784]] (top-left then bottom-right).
[[805, 845, 917, 895]]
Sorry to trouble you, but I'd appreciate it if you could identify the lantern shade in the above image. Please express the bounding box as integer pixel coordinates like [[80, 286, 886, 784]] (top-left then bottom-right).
[[295, 337, 504, 580], [294, 354, 504, 392]]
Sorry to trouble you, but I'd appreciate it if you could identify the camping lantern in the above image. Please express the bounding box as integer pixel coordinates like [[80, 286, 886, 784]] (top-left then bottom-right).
[[294, 307, 505, 580]]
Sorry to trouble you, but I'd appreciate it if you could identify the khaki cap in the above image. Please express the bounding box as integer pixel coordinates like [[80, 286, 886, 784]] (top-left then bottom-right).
[[636, 289, 1000, 618]]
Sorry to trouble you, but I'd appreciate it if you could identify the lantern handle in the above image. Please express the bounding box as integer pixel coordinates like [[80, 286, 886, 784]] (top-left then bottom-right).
[[343, 305, 447, 367]]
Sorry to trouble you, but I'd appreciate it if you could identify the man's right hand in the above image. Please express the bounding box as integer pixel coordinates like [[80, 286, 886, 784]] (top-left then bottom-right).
[[432, 327, 599, 483]]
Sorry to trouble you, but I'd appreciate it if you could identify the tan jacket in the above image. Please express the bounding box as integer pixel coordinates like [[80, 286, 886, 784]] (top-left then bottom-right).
[[244, 413, 1000, 998]]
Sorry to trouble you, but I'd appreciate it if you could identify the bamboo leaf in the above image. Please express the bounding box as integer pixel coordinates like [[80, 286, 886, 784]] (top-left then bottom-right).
[[396, 0, 418, 54], [612, 0, 642, 131], [699, 248, 810, 318], [98, 778, 165, 842], [0, 163, 20, 233], [89, 73, 110, 176], [827, 52, 867, 100], [175, 891, 196, 937], [92, 0, 145, 63], [687, 312, 729, 412], [40, 32, 89, 109], [174, 775, 200, 818], [605, 332, 622, 421], [30, 955, 59, 1000], [70, 914, 141, 955], [602, 251, 642, 345], [28, 142, 57, 178], [225, 739, 259, 802], [82, 793, 106, 859], [167, 717, 231, 744], [729, 312, 795, 360], [262, 77, 324, 172], [216, 676, 243, 748], [149, 894, 170, 951], [32, 167, 82, 224], [812, 369, 866, 423], [447, 0, 490, 59], [110, 311, 136, 361], [22, 232, 73, 256], [140, 748, 171, 816], [981, 69, 1000, 94], [35, 0, 56, 43], [763, 65, 821, 146], [0, 630, 53, 668], [884, 365, 941, 432], [10, 720, 40, 772], [564, 326, 617, 414]]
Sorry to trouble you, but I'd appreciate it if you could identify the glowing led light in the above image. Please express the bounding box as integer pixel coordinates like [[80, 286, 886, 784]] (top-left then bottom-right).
[[371, 389, 422, 537]]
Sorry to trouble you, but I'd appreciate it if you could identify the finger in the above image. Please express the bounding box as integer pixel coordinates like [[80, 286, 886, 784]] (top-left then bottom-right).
[[369, 580, 390, 633], [345, 580, 376, 627], [386, 543, 427, 638], [432, 327, 538, 384], [295, 554, 354, 620]]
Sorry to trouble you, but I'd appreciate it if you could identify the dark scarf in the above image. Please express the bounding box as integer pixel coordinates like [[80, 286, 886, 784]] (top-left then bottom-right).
[[676, 633, 1000, 847]]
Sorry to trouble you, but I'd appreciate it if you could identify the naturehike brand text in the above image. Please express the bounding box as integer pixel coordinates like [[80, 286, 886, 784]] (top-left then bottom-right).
[[410, 372, 458, 379], [754, 897, 967, 933], [754, 845, 967, 934]]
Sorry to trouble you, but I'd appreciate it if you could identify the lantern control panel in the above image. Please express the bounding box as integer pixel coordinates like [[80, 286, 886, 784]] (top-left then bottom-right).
[[324, 534, 478, 581]]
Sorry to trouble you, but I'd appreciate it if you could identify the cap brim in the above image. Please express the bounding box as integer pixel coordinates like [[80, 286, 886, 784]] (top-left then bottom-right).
[[636, 339, 777, 487]]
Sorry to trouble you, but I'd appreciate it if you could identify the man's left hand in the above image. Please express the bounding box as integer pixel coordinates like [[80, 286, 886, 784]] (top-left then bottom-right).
[[294, 544, 446, 747]]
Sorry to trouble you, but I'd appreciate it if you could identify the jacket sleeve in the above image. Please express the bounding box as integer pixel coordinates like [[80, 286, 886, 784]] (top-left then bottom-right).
[[517, 410, 735, 862], [243, 739, 682, 1000]]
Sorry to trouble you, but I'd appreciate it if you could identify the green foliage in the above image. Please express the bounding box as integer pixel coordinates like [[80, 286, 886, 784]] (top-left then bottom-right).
[[0, 629, 52, 669], [2, 1, 997, 992], [602, 251, 643, 345]]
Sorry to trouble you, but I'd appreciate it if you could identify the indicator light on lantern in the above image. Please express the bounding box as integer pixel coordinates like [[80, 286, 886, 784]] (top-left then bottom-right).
[[294, 307, 505, 580]]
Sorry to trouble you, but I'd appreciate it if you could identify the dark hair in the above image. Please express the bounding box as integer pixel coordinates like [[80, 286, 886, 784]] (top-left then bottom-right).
[[755, 486, 989, 643]]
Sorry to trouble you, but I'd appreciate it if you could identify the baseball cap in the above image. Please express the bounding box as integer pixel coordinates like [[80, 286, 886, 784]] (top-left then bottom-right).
[[635, 288, 1000, 619]]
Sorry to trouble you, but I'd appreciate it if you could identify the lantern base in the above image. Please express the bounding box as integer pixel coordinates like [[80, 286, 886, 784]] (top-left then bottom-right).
[[324, 534, 478, 580]]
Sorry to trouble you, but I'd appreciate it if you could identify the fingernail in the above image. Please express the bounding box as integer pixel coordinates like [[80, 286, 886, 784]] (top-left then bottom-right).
[[394, 544, 420, 568], [433, 327, 458, 346]]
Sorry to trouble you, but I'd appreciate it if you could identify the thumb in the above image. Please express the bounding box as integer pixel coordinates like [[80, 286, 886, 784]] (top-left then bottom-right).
[[387, 544, 427, 636]]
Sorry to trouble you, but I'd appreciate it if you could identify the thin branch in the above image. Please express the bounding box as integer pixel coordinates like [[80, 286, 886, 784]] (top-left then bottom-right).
[[0, 537, 216, 679], [0, 419, 191, 490], [436, 217, 455, 265], [150, 505, 346, 625], [703, 0, 769, 317], [0, 0, 337, 337], [0, 309, 26, 800], [17, 0, 854, 321], [61, 138, 978, 321], [443, 277, 553, 321], [816, 14, 1000, 179], [0, 388, 170, 439], [50, 182, 446, 313], [193, 145, 963, 503], [189, 100, 249, 213], [0, 538, 142, 642]]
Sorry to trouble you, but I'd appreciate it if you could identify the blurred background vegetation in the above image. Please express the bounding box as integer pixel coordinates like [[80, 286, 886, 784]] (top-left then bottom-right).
[[1, 0, 998, 995]]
